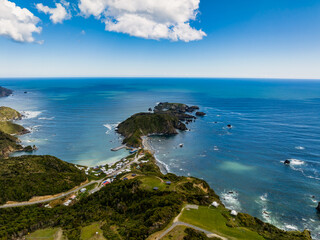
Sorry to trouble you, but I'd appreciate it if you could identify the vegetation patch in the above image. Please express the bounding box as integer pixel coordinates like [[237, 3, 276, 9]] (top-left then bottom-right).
[[0, 121, 27, 135], [26, 228, 64, 240], [179, 206, 265, 240], [162, 225, 187, 240], [0, 130, 25, 158], [0, 107, 22, 121], [0, 155, 87, 204], [80, 223, 105, 240]]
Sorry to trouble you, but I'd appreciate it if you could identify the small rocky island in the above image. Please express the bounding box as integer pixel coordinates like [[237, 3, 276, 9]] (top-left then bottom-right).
[[117, 102, 201, 147]]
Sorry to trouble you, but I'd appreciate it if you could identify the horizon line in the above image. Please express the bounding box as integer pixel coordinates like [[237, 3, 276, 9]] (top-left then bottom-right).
[[1, 76, 320, 81]]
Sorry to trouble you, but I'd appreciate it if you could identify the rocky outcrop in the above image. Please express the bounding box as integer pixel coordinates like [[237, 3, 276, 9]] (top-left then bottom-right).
[[154, 102, 199, 114], [0, 131, 24, 158], [196, 111, 206, 116], [284, 159, 291, 165], [316, 202, 320, 212], [0, 106, 22, 121], [0, 87, 13, 97]]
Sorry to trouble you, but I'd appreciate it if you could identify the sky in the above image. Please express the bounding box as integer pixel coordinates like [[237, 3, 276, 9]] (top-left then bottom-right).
[[0, 0, 320, 79]]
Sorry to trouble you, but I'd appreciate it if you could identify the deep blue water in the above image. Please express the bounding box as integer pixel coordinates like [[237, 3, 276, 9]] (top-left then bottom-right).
[[1, 78, 320, 238]]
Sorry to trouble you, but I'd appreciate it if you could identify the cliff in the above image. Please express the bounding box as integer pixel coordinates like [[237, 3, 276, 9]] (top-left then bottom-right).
[[0, 87, 13, 97], [0, 131, 24, 158], [0, 106, 22, 121]]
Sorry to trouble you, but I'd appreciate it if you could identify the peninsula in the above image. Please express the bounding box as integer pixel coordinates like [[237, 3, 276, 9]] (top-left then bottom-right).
[[0, 86, 13, 98], [0, 102, 313, 240]]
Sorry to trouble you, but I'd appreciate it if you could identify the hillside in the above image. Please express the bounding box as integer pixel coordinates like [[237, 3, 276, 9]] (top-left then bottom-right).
[[0, 155, 87, 204], [0, 121, 28, 135], [0, 107, 27, 135], [0, 106, 22, 121], [117, 112, 187, 147], [117, 102, 201, 148], [0, 131, 24, 158], [0, 150, 312, 240], [0, 87, 13, 97]]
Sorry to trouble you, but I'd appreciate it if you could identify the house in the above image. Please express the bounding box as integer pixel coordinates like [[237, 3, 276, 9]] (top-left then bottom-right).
[[211, 201, 219, 208], [80, 188, 86, 193], [231, 210, 238, 216], [63, 200, 72, 206], [165, 181, 171, 185], [153, 187, 159, 191]]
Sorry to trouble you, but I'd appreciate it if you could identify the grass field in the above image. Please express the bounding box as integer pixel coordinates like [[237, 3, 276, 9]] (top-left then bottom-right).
[[162, 225, 187, 240], [0, 121, 25, 134], [26, 228, 63, 240], [139, 176, 171, 191], [80, 222, 106, 240], [179, 206, 265, 240]]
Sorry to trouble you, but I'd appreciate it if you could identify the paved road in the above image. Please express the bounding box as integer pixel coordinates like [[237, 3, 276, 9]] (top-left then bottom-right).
[[0, 154, 142, 209], [157, 221, 227, 240], [0, 180, 99, 208]]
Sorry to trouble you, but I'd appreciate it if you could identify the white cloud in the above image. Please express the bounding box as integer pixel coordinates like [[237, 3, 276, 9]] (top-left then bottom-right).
[[36, 2, 71, 24], [0, 0, 41, 42], [79, 0, 206, 42]]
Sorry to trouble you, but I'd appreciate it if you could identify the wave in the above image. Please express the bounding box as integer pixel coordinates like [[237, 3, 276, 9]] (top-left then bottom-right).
[[39, 117, 55, 120], [103, 123, 118, 134], [284, 224, 298, 231], [295, 146, 305, 150], [154, 154, 170, 174], [260, 193, 268, 202], [213, 146, 219, 151], [280, 159, 305, 166], [21, 111, 42, 119], [290, 159, 305, 165], [26, 125, 42, 133], [221, 190, 241, 211], [255, 193, 282, 227]]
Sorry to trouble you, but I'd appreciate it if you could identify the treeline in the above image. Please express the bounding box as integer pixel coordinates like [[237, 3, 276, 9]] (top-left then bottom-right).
[[0, 179, 189, 240], [0, 155, 87, 204]]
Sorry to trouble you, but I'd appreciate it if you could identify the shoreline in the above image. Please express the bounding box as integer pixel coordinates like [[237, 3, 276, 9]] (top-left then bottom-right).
[[142, 136, 169, 174]]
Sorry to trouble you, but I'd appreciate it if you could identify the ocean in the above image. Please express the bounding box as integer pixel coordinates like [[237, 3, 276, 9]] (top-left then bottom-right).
[[1, 78, 320, 238]]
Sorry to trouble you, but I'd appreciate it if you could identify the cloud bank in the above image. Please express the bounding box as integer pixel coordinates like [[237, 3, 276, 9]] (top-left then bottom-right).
[[36, 2, 71, 24], [0, 0, 41, 42], [79, 0, 206, 42]]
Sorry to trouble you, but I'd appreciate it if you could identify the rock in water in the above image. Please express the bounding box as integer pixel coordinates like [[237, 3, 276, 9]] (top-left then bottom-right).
[[284, 159, 291, 165], [316, 202, 320, 212], [196, 111, 206, 116]]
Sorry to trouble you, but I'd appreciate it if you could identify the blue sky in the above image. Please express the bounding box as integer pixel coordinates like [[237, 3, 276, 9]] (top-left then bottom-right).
[[1, 0, 320, 79]]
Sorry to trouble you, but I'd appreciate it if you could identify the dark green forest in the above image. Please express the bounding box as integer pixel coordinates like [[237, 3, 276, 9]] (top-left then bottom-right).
[[0, 155, 87, 204]]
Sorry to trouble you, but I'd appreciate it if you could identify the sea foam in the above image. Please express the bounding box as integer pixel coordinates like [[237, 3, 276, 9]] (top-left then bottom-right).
[[21, 111, 42, 119], [103, 123, 118, 134], [221, 191, 242, 211]]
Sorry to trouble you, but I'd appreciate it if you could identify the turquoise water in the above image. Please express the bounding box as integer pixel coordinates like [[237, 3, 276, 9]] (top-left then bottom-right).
[[1, 78, 320, 238]]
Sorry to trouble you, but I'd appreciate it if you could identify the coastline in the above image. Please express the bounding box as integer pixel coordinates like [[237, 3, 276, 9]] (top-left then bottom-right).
[[142, 136, 170, 174]]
